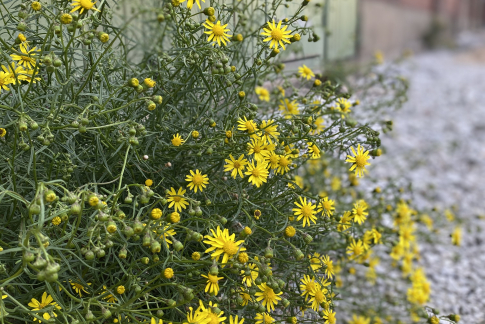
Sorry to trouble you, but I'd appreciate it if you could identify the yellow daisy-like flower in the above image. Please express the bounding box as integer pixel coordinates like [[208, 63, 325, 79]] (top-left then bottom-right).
[[336, 98, 352, 114], [259, 120, 280, 143], [261, 20, 292, 50], [352, 200, 368, 225], [101, 285, 117, 303], [349, 315, 370, 324], [322, 255, 335, 279], [28, 292, 61, 322], [203, 226, 246, 265], [203, 20, 231, 47], [10, 43, 39, 70], [0, 70, 13, 93], [230, 315, 245, 324], [300, 275, 319, 300], [183, 0, 205, 9], [276, 154, 291, 175], [224, 154, 248, 179], [31, 1, 42, 11], [255, 87, 270, 102], [247, 138, 272, 162], [239, 288, 252, 306], [52, 216, 61, 226], [346, 239, 364, 259], [171, 133, 185, 146], [69, 280, 91, 297], [145, 179, 153, 187], [201, 272, 224, 296], [151, 318, 163, 324], [183, 305, 211, 324], [451, 227, 461, 246], [322, 309, 337, 324], [308, 287, 327, 311], [241, 263, 258, 287], [307, 142, 321, 159], [185, 169, 209, 193], [116, 285, 125, 294], [237, 116, 258, 134], [317, 197, 335, 217], [279, 98, 299, 118], [309, 252, 323, 271], [166, 187, 189, 212], [255, 313, 275, 324], [298, 65, 314, 80], [255, 283, 282, 312], [245, 160, 269, 188], [0, 128, 7, 137], [292, 197, 317, 227], [70, 0, 100, 14], [198, 300, 227, 324], [346, 144, 371, 178]]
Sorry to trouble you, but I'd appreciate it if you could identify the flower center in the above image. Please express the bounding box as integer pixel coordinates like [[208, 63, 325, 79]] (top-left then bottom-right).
[[315, 290, 325, 302], [208, 274, 219, 283], [223, 240, 238, 255], [80, 0, 94, 9], [173, 196, 181, 202], [212, 25, 224, 37], [269, 155, 279, 164], [233, 161, 241, 169], [208, 313, 220, 324], [251, 168, 261, 177], [355, 155, 367, 168], [323, 202, 331, 210], [306, 282, 316, 292], [192, 174, 203, 185], [355, 208, 363, 216], [263, 286, 276, 299], [279, 156, 289, 167], [172, 138, 181, 146], [271, 28, 283, 41], [301, 205, 313, 218], [303, 67, 311, 75], [253, 146, 261, 153], [353, 245, 363, 255]]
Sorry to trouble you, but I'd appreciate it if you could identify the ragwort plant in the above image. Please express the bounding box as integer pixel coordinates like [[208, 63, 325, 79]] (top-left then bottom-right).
[[0, 0, 458, 323]]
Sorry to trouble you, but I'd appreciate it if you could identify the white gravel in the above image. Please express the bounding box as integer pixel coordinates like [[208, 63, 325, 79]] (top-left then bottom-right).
[[372, 33, 485, 323]]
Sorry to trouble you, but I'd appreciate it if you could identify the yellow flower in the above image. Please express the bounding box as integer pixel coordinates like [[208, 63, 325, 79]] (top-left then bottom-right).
[[277, 86, 285, 97], [245, 160, 269, 188], [69, 280, 91, 297], [31, 1, 42, 11], [238, 252, 249, 263], [292, 197, 317, 227], [101, 285, 117, 303], [0, 71, 13, 93], [300, 275, 319, 300], [255, 283, 282, 312], [60, 13, 73, 24], [169, 212, 180, 223], [261, 20, 292, 50], [70, 0, 100, 14], [255, 87, 270, 102], [163, 268, 174, 279], [265, 152, 280, 169], [241, 263, 258, 286], [298, 65, 314, 80], [183, 305, 211, 324], [322, 255, 335, 279], [335, 98, 352, 115], [203, 226, 246, 265], [259, 120, 279, 144], [28, 292, 61, 321], [284, 226, 296, 237], [451, 227, 461, 246], [276, 155, 291, 175], [307, 142, 321, 159], [239, 288, 252, 306], [317, 197, 335, 217], [346, 239, 364, 259], [151, 208, 163, 220], [192, 252, 201, 260], [183, 0, 205, 9], [144, 78, 156, 88], [322, 309, 337, 324], [198, 300, 227, 324], [201, 272, 224, 295], [308, 287, 327, 311], [116, 285, 125, 294], [255, 313, 274, 324], [253, 209, 261, 220], [88, 196, 99, 206], [224, 154, 248, 179], [10, 43, 39, 70], [185, 169, 209, 193], [171, 133, 184, 146], [151, 318, 164, 324], [52, 216, 61, 226], [192, 130, 200, 138], [166, 187, 189, 212], [352, 200, 368, 225], [203, 20, 231, 47], [309, 252, 323, 271], [247, 138, 272, 161], [345, 144, 371, 178], [238, 116, 258, 134], [279, 98, 299, 118], [145, 179, 153, 186], [349, 315, 370, 324]]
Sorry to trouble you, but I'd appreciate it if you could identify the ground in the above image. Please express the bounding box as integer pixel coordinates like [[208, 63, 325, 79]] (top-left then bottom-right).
[[373, 32, 485, 323]]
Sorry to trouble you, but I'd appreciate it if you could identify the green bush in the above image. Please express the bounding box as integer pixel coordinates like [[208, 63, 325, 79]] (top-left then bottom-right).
[[0, 0, 458, 323]]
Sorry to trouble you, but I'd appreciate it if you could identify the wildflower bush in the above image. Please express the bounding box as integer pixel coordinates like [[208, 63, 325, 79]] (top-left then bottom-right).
[[0, 0, 460, 323]]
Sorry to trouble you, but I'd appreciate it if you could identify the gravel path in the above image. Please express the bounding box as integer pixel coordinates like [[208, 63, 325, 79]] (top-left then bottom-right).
[[372, 36, 485, 323]]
